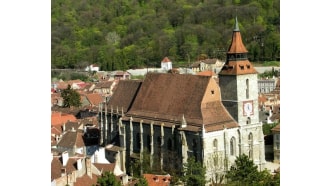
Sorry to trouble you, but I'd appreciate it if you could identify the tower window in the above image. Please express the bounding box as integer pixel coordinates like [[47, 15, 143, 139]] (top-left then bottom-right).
[[246, 79, 249, 99], [213, 139, 218, 152], [211, 90, 214, 95]]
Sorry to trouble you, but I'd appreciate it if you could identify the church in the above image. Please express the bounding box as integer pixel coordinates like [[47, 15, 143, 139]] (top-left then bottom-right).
[[100, 17, 266, 183]]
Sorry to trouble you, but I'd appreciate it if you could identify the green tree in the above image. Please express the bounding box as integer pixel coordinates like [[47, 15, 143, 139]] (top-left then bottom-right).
[[136, 176, 149, 186], [96, 171, 121, 186], [181, 157, 206, 186], [226, 154, 264, 185], [61, 85, 82, 108]]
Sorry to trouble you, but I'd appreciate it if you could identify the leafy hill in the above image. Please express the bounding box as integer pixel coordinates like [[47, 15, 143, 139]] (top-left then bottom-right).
[[51, 0, 280, 71]]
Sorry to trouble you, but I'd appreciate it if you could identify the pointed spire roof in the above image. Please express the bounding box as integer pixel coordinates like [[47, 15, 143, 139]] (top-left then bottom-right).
[[227, 17, 248, 54], [220, 17, 258, 75]]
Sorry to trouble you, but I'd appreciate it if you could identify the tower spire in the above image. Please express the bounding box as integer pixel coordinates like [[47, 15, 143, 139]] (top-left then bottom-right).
[[234, 16, 240, 32]]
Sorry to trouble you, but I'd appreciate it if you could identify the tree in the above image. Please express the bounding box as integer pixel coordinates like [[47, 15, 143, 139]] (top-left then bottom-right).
[[61, 85, 82, 108], [181, 157, 206, 186], [207, 152, 227, 186], [226, 153, 281, 186], [136, 176, 149, 186], [226, 154, 260, 185], [96, 171, 121, 186]]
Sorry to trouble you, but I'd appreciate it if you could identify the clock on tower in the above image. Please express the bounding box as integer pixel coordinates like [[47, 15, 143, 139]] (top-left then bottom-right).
[[243, 101, 253, 116]]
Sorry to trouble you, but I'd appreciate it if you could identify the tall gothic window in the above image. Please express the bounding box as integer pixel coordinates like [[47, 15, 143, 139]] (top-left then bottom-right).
[[136, 133, 141, 151], [213, 139, 218, 152], [248, 133, 253, 160], [237, 130, 241, 155], [230, 137, 236, 156], [147, 135, 151, 152], [167, 138, 172, 151], [246, 79, 249, 99], [193, 139, 198, 161]]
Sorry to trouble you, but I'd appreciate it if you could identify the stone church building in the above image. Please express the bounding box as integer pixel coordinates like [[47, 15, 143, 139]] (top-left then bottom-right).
[[98, 17, 266, 184]]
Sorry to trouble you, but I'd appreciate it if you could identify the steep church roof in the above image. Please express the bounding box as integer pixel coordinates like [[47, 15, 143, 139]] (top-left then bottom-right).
[[124, 73, 238, 132], [107, 80, 142, 113], [220, 17, 258, 75]]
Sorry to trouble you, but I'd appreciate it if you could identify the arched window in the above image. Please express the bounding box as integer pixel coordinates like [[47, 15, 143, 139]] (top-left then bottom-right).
[[230, 137, 236, 156], [136, 133, 141, 151], [213, 139, 218, 152], [246, 79, 249, 99], [246, 117, 251, 124], [248, 133, 253, 160]]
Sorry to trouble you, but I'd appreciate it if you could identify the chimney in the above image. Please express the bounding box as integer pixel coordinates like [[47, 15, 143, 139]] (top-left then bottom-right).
[[63, 123, 66, 131], [62, 151, 69, 166], [86, 157, 92, 178]]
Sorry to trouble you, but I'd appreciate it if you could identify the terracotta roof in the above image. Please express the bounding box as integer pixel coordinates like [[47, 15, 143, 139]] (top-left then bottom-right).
[[75, 174, 98, 186], [51, 111, 77, 126], [94, 81, 113, 89], [93, 163, 116, 173], [85, 93, 103, 106], [125, 73, 238, 132], [259, 94, 267, 104], [143, 174, 171, 186], [220, 60, 258, 75], [196, 70, 216, 77], [51, 156, 63, 181], [107, 80, 142, 113], [51, 126, 62, 136], [161, 57, 171, 63], [220, 18, 257, 75], [57, 131, 85, 148]]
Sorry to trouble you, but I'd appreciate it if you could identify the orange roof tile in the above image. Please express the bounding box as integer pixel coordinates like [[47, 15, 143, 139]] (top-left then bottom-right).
[[86, 93, 103, 106], [51, 111, 77, 126], [143, 174, 171, 186], [161, 57, 171, 63], [196, 70, 216, 77]]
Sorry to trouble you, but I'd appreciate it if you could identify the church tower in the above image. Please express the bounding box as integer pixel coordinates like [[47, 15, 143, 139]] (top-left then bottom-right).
[[219, 17, 265, 169], [219, 17, 259, 126]]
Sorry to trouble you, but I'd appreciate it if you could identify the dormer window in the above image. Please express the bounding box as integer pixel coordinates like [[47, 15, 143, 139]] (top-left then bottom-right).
[[247, 65, 250, 69], [239, 65, 244, 70]]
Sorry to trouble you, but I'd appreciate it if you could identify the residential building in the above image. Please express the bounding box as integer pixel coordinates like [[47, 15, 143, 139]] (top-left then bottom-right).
[[191, 58, 224, 74], [161, 57, 173, 71], [85, 64, 100, 72]]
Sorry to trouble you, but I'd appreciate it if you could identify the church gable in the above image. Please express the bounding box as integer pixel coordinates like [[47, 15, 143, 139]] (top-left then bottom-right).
[[125, 73, 238, 131]]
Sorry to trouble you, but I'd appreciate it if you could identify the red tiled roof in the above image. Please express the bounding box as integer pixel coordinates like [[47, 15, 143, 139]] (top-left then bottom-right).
[[161, 57, 171, 63], [143, 174, 171, 186], [93, 163, 116, 173], [196, 70, 216, 77], [85, 93, 103, 106], [75, 174, 98, 186], [51, 111, 77, 126]]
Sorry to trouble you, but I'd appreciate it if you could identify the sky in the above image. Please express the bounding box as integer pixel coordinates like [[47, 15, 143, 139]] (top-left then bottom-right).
[[0, 0, 329, 185]]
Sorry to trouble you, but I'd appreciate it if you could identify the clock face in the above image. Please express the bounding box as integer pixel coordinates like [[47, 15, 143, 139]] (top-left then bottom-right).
[[243, 101, 253, 116]]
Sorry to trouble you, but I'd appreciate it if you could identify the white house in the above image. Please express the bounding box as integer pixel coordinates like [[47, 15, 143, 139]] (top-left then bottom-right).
[[85, 64, 100, 72], [161, 57, 172, 71]]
